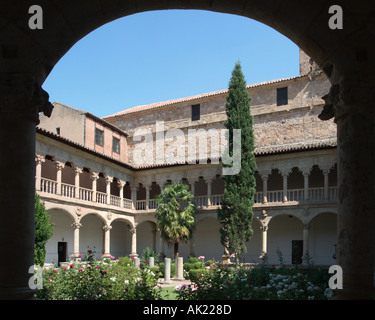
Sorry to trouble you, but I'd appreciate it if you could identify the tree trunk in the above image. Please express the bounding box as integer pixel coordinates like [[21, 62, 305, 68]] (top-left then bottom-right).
[[174, 242, 179, 260]]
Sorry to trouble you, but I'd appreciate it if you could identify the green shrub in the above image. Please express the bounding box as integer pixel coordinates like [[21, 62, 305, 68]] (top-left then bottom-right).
[[189, 269, 209, 282], [35, 258, 161, 300], [188, 257, 199, 263]]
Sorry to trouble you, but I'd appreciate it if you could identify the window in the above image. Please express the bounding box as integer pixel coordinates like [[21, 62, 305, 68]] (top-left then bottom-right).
[[191, 104, 200, 121], [277, 87, 288, 106], [56, 127, 60, 135], [95, 128, 104, 146], [112, 137, 120, 154]]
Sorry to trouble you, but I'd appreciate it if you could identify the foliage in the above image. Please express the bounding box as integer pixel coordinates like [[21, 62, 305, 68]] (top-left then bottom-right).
[[141, 247, 160, 264], [176, 257, 333, 300], [36, 257, 161, 300], [189, 269, 210, 282], [34, 193, 54, 267], [217, 61, 257, 262], [155, 183, 197, 259]]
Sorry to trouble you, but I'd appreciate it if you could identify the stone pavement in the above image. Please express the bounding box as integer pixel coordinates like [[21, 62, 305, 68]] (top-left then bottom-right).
[[157, 278, 192, 288]]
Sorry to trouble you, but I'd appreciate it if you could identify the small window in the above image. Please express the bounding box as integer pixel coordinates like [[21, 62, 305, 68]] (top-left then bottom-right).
[[277, 87, 288, 106], [95, 128, 104, 147], [56, 127, 60, 135], [112, 137, 120, 154], [191, 104, 200, 121]]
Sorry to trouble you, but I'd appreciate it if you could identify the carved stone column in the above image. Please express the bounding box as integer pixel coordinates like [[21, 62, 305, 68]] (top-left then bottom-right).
[[320, 75, 375, 299], [35, 155, 45, 191], [71, 222, 82, 259], [0, 74, 53, 299], [91, 173, 99, 202], [106, 176, 112, 205], [129, 227, 138, 258], [74, 167, 82, 199], [102, 225, 112, 258], [55, 161, 64, 196], [302, 223, 310, 261]]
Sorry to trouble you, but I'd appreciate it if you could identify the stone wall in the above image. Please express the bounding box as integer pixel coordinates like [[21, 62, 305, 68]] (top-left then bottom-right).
[[105, 73, 335, 165]]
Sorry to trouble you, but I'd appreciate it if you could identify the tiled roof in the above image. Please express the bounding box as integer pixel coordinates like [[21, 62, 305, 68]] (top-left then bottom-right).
[[37, 127, 337, 172], [103, 74, 308, 119]]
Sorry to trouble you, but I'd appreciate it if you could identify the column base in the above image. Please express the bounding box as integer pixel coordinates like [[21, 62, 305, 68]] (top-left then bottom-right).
[[129, 252, 138, 258], [222, 255, 231, 264]]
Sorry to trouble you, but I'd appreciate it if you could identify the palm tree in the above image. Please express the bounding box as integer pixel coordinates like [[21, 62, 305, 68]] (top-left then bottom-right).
[[155, 183, 196, 259]]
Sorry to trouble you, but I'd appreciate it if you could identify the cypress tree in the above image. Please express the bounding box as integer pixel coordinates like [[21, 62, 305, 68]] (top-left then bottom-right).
[[217, 61, 257, 263]]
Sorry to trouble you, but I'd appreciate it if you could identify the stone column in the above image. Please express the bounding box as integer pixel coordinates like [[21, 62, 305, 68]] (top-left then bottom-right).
[[302, 223, 310, 261], [0, 75, 53, 299], [102, 225, 112, 258], [163, 258, 172, 284], [262, 176, 268, 204], [260, 225, 268, 257], [145, 184, 150, 210], [55, 161, 64, 195], [118, 180, 125, 208], [35, 155, 45, 191], [206, 177, 212, 206], [91, 173, 99, 202], [74, 167, 82, 199], [282, 173, 288, 203], [106, 176, 112, 205], [149, 257, 155, 268], [71, 222, 82, 259], [129, 227, 138, 258], [176, 257, 185, 281], [323, 170, 329, 200], [303, 171, 310, 201], [131, 185, 137, 210], [321, 76, 375, 299]]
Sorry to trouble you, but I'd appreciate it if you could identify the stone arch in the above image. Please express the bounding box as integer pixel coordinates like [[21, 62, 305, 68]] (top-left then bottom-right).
[[193, 216, 222, 261], [2, 0, 375, 299], [307, 211, 337, 265], [267, 213, 304, 265], [45, 207, 76, 266]]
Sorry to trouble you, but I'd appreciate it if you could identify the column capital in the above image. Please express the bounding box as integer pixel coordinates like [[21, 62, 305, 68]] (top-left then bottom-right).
[[0, 73, 53, 124], [71, 222, 82, 229], [91, 172, 99, 181], [103, 225, 112, 232], [55, 161, 65, 171], [35, 154, 45, 165], [73, 166, 82, 175]]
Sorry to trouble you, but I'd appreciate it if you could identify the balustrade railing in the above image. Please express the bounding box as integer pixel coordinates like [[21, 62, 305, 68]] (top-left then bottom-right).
[[267, 190, 283, 203], [79, 187, 93, 202], [136, 200, 146, 210], [39, 177, 338, 211], [110, 195, 121, 207], [40, 178, 57, 194], [96, 191, 107, 204], [123, 198, 133, 209], [61, 183, 75, 198]]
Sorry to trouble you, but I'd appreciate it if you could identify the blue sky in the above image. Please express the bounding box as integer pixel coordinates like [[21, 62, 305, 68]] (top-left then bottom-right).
[[42, 10, 300, 118]]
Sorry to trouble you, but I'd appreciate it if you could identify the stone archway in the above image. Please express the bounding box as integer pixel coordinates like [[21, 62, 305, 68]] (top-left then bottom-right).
[[1, 1, 374, 299]]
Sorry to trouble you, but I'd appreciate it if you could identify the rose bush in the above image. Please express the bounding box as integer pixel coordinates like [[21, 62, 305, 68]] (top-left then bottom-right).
[[36, 257, 161, 300]]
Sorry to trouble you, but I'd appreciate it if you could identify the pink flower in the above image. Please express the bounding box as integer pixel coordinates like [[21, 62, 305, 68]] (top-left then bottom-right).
[[64, 268, 68, 271], [96, 265, 100, 269], [78, 254, 82, 258], [70, 264, 74, 268], [79, 269, 83, 272], [53, 269, 58, 273], [198, 256, 205, 260]]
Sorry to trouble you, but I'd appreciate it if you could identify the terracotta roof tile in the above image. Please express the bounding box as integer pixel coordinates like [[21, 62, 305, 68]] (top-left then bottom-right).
[[103, 74, 308, 119]]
